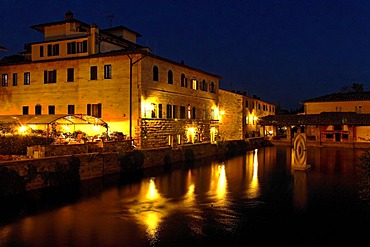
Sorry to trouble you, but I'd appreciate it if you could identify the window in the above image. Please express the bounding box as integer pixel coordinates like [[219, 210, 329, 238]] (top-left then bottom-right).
[[158, 104, 163, 118], [67, 42, 76, 54], [47, 44, 59, 56], [211, 109, 216, 120], [187, 104, 191, 119], [191, 78, 197, 90], [168, 70, 173, 84], [90, 66, 98, 80], [67, 41, 87, 54], [35, 105, 42, 115], [167, 104, 172, 118], [200, 80, 207, 91], [12, 73, 17, 86], [48, 105, 55, 115], [209, 82, 216, 93], [180, 106, 186, 119], [245, 100, 249, 108], [153, 66, 159, 81], [44, 70, 57, 84], [24, 72, 30, 85], [87, 103, 102, 118], [202, 109, 207, 119], [181, 74, 187, 87], [173, 105, 177, 119], [67, 68, 74, 82], [1, 74, 8, 86], [77, 41, 87, 53], [68, 105, 75, 114], [192, 107, 196, 119], [40, 46, 44, 57], [22, 106, 29, 115], [104, 65, 112, 79]]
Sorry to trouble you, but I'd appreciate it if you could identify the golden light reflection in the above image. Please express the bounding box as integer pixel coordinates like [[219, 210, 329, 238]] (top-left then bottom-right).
[[146, 177, 159, 200], [184, 170, 195, 205], [210, 163, 228, 206], [246, 149, 260, 198]]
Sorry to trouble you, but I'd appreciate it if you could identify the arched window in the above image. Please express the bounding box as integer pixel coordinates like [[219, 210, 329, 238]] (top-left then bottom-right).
[[201, 79, 207, 91], [209, 82, 216, 93], [168, 70, 173, 84], [153, 66, 159, 81]]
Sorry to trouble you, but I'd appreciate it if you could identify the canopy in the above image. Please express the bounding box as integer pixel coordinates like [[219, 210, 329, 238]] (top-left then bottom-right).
[[0, 114, 108, 128]]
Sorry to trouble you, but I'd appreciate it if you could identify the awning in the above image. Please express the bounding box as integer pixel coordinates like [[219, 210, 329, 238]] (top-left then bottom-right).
[[0, 114, 108, 128]]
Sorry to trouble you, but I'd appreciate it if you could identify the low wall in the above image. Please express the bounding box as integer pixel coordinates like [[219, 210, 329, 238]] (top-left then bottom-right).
[[0, 140, 263, 197]]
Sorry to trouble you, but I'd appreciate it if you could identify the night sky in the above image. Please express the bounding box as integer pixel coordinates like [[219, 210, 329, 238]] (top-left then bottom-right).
[[1, 0, 370, 110]]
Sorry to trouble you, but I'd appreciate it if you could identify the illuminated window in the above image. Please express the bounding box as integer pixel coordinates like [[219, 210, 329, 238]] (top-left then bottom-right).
[[24, 72, 30, 85], [168, 70, 173, 84], [191, 78, 197, 90], [1, 74, 8, 86], [187, 104, 191, 119], [104, 65, 112, 79], [44, 70, 57, 84], [67, 68, 74, 82], [202, 109, 206, 119], [153, 66, 159, 81], [90, 66, 98, 80]]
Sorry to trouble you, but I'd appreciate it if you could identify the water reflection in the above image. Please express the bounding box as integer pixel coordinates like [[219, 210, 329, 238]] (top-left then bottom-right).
[[0, 146, 368, 247]]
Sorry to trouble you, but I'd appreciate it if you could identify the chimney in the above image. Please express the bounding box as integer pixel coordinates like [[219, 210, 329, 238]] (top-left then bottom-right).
[[65, 11, 74, 21]]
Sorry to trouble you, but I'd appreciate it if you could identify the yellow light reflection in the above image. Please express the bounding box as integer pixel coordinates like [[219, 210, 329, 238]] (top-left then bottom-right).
[[146, 177, 159, 200], [246, 149, 260, 198], [209, 163, 228, 206], [217, 164, 227, 199]]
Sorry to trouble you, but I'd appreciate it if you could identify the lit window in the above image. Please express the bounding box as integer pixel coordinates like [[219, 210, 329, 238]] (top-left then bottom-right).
[[1, 74, 8, 86]]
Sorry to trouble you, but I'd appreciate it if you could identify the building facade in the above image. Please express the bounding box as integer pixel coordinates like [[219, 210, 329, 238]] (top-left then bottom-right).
[[0, 11, 222, 149], [219, 90, 275, 141], [259, 91, 370, 146]]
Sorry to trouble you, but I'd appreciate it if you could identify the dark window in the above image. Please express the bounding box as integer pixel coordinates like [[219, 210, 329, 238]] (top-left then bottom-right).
[[67, 68, 74, 82], [24, 72, 30, 85], [90, 66, 98, 80], [158, 104, 162, 118], [12, 73, 17, 86], [67, 42, 76, 54], [153, 66, 159, 81], [47, 44, 59, 56], [180, 106, 186, 119], [22, 106, 29, 115], [48, 105, 55, 115], [173, 105, 177, 119], [104, 65, 112, 79], [1, 74, 8, 86], [245, 100, 248, 108], [68, 105, 75, 114], [168, 70, 173, 84], [47, 44, 52, 56], [167, 104, 172, 118], [200, 79, 207, 91], [77, 41, 87, 53], [181, 74, 187, 87], [40, 46, 44, 57], [192, 107, 196, 119], [44, 70, 57, 84], [326, 134, 334, 139], [35, 105, 42, 115], [209, 82, 215, 93]]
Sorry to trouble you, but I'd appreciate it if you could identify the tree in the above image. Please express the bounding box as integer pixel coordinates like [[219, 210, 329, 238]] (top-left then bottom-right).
[[340, 83, 364, 93]]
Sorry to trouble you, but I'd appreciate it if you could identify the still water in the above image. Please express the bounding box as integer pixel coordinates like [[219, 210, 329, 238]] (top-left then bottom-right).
[[0, 146, 369, 247]]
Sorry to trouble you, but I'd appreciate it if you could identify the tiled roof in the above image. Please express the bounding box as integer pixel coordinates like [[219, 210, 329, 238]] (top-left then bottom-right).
[[259, 112, 370, 126], [301, 91, 370, 103]]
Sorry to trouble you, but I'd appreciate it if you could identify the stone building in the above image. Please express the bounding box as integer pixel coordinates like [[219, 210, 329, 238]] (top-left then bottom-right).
[[0, 11, 222, 149], [259, 91, 370, 146], [219, 89, 275, 141]]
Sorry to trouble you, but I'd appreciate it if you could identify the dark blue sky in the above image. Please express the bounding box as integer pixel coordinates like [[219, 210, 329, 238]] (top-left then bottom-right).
[[1, 0, 370, 110]]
